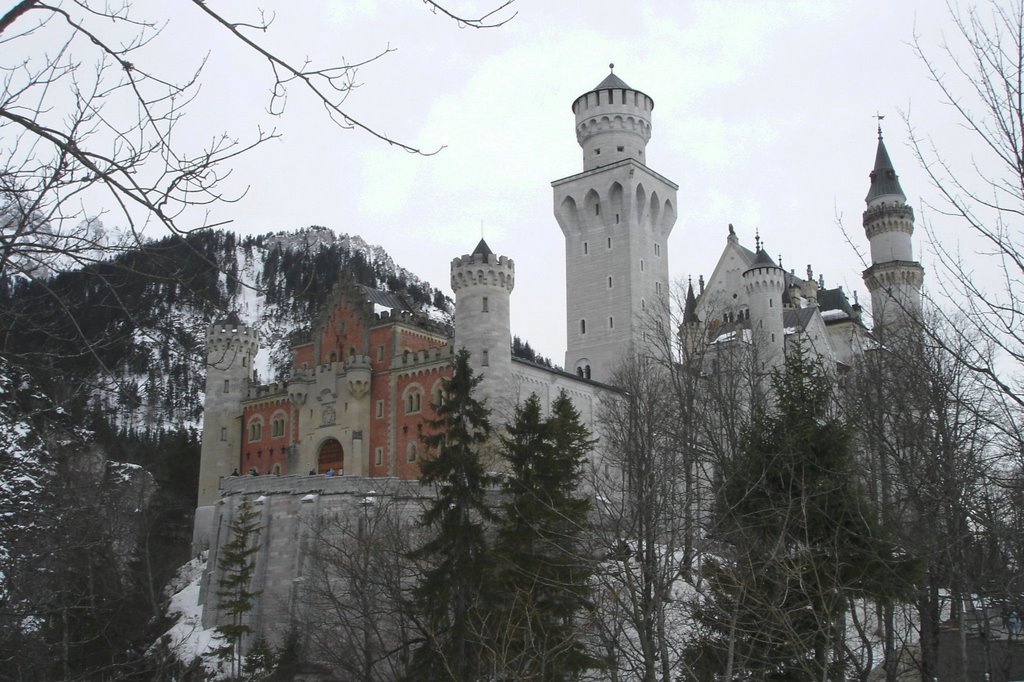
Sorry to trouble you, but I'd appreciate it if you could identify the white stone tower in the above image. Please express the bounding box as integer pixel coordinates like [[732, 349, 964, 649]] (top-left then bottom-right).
[[862, 128, 924, 340], [197, 312, 258, 507], [743, 248, 786, 371], [553, 66, 678, 383], [451, 239, 515, 417]]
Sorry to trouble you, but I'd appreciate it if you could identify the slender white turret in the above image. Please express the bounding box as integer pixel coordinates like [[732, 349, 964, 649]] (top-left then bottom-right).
[[862, 128, 924, 340], [451, 239, 515, 417]]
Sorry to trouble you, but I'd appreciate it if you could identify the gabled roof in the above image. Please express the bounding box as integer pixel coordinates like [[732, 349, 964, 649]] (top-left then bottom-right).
[[215, 311, 243, 327], [783, 307, 818, 333], [865, 134, 906, 203], [359, 285, 408, 312]]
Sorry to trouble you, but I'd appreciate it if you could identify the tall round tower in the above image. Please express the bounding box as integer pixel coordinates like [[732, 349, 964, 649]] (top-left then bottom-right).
[[198, 312, 259, 508], [554, 67, 677, 382], [743, 249, 786, 372], [861, 128, 924, 340], [451, 239, 515, 418], [573, 64, 653, 171]]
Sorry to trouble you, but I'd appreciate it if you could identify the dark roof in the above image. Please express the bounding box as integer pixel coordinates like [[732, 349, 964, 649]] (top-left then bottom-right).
[[865, 135, 906, 203], [683, 282, 699, 324], [215, 311, 243, 327], [783, 307, 817, 332], [747, 249, 778, 269], [818, 286, 855, 318], [594, 72, 630, 90], [358, 284, 408, 312], [472, 239, 493, 257]]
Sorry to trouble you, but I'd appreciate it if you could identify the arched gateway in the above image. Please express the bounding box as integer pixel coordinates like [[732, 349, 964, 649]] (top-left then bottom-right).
[[317, 438, 344, 474]]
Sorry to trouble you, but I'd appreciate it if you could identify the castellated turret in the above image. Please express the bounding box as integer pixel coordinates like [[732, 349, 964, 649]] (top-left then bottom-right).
[[743, 250, 786, 371], [861, 129, 924, 339], [198, 313, 259, 509], [451, 239, 514, 419], [573, 66, 653, 171], [554, 68, 677, 383]]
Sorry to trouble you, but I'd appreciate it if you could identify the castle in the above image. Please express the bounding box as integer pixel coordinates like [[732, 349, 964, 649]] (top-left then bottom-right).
[[193, 68, 922, 552]]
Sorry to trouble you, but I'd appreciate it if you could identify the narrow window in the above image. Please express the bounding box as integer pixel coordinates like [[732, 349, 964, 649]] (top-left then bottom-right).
[[769, 299, 774, 308], [607, 237, 612, 249], [376, 345, 384, 361], [223, 379, 230, 393], [376, 400, 384, 418], [595, 203, 600, 215], [608, 276, 613, 289], [595, 148, 601, 155], [654, 243, 661, 257], [580, 319, 587, 334], [242, 356, 248, 368], [617, 145, 624, 152], [656, 282, 662, 294], [408, 443, 418, 463], [640, 259, 644, 272], [615, 213, 620, 224], [482, 296, 489, 312], [220, 427, 227, 441], [609, 316, 614, 329], [375, 448, 383, 466], [583, 241, 589, 255], [772, 333, 776, 343], [641, 298, 646, 311], [584, 365, 591, 379], [482, 349, 489, 367]]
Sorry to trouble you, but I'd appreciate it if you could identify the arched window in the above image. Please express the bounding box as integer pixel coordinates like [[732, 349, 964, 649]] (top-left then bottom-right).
[[584, 365, 592, 379], [270, 410, 287, 438], [248, 417, 262, 442], [407, 442, 418, 463], [580, 319, 587, 334], [405, 387, 422, 414]]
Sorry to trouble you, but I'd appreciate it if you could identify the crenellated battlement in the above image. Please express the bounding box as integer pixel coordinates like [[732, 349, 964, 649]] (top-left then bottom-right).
[[397, 345, 454, 369], [206, 320, 259, 354], [450, 252, 515, 293]]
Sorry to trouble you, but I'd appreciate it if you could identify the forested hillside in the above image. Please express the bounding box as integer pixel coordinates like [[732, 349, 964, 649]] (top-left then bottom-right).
[[0, 225, 453, 678]]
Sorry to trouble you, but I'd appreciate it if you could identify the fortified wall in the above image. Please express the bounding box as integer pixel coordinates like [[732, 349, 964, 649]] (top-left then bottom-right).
[[198, 474, 432, 648]]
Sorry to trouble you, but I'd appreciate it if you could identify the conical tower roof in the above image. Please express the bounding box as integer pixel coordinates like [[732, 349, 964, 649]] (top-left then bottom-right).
[[683, 281, 699, 324], [593, 71, 630, 90], [472, 239, 493, 257], [747, 248, 778, 269], [865, 132, 906, 204]]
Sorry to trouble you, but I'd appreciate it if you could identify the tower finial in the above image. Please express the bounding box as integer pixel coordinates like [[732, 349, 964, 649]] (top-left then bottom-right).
[[609, 62, 615, 73], [755, 229, 761, 252], [874, 111, 885, 140]]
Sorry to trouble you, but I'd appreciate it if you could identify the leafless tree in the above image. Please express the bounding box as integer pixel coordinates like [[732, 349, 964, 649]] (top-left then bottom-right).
[[300, 492, 419, 681], [0, 0, 515, 373], [907, 0, 1024, 446]]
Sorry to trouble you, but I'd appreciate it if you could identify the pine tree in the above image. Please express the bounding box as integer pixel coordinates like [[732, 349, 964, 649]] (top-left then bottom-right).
[[692, 348, 916, 680], [214, 496, 263, 679], [407, 349, 496, 681], [495, 391, 598, 680]]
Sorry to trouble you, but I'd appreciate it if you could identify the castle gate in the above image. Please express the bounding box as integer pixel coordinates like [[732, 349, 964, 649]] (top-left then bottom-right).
[[317, 438, 344, 474]]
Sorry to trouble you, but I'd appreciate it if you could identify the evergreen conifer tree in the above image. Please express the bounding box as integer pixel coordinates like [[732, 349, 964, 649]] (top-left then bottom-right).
[[407, 349, 495, 681], [691, 348, 916, 680], [214, 496, 263, 679], [495, 391, 598, 680]]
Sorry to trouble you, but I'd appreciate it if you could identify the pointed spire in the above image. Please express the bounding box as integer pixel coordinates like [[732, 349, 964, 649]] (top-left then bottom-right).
[[472, 238, 493, 257], [865, 124, 906, 204], [683, 278, 698, 324]]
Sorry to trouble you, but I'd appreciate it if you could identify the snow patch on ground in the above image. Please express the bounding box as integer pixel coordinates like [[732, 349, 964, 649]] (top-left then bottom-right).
[[160, 553, 225, 677]]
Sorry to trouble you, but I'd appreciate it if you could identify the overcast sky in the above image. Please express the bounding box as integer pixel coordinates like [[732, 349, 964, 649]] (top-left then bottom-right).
[[81, 0, 983, 364]]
